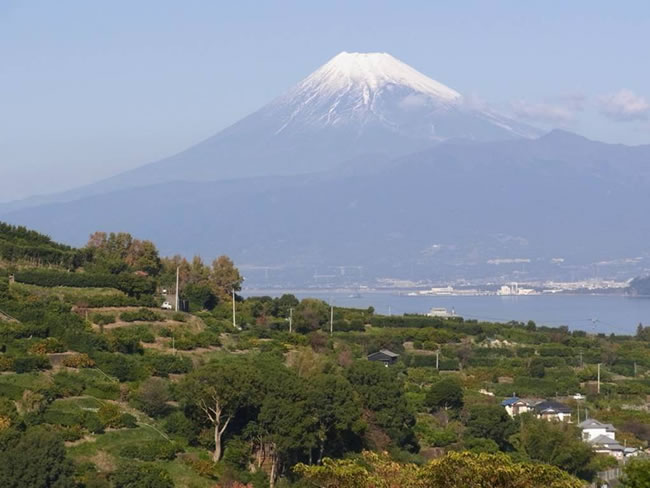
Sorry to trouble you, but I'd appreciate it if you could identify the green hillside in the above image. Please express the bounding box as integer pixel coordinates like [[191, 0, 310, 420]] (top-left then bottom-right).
[[0, 224, 649, 487]]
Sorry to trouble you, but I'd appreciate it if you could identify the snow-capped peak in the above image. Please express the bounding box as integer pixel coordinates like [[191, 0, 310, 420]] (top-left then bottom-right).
[[297, 51, 462, 102]]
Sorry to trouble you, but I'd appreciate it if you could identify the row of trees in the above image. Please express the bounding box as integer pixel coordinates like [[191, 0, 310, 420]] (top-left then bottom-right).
[[178, 355, 416, 486]]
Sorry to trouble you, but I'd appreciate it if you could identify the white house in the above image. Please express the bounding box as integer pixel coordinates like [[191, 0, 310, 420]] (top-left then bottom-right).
[[579, 419, 616, 442], [579, 419, 639, 460], [501, 396, 532, 417]]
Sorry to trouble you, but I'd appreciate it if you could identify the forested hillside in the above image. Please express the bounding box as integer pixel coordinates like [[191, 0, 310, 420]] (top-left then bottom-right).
[[1, 223, 649, 488]]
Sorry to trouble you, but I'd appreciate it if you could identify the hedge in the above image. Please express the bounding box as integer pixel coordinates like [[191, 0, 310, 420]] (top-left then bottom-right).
[[119, 308, 164, 323], [13, 355, 51, 373], [119, 441, 181, 461], [13, 268, 155, 298]]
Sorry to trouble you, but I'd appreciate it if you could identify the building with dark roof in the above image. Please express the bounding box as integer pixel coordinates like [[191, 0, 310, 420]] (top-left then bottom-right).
[[533, 400, 572, 422], [367, 349, 399, 366]]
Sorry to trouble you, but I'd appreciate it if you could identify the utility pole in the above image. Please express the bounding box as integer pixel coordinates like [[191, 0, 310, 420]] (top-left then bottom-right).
[[436, 350, 440, 370], [579, 351, 583, 368], [597, 363, 601, 394], [175, 266, 180, 312], [232, 288, 236, 329], [289, 307, 293, 334], [634, 361, 637, 377], [330, 305, 334, 336]]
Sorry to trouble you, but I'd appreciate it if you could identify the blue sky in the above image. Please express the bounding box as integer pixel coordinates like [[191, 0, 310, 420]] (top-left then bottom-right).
[[1, 1, 650, 202]]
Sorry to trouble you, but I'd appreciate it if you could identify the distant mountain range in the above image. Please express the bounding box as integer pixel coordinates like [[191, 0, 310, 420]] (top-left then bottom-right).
[[2, 52, 649, 285]]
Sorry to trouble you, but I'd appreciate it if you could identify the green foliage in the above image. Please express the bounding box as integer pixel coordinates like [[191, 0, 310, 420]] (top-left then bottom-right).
[[119, 308, 164, 322], [119, 441, 180, 461], [144, 352, 192, 377], [92, 352, 147, 382], [13, 355, 51, 373], [621, 458, 650, 488], [183, 282, 218, 311], [296, 450, 583, 488], [346, 360, 418, 452], [515, 415, 595, 480], [0, 427, 75, 487], [13, 268, 156, 298], [90, 312, 116, 325], [464, 404, 517, 450], [295, 298, 330, 333], [425, 377, 464, 412], [0, 221, 79, 268], [132, 377, 171, 417], [111, 463, 174, 488]]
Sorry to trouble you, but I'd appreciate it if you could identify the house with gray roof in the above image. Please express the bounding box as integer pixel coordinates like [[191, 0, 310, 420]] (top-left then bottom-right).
[[367, 349, 399, 366]]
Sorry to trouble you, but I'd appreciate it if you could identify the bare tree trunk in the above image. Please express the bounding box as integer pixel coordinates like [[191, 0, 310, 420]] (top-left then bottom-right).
[[213, 422, 222, 462], [200, 397, 230, 463], [269, 445, 278, 488]]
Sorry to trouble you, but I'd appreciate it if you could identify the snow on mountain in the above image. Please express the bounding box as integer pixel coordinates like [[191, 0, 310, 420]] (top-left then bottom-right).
[[270, 51, 534, 140]]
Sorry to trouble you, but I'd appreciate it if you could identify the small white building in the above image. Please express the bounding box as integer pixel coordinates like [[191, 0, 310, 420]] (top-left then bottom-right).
[[579, 419, 616, 442], [501, 396, 532, 417]]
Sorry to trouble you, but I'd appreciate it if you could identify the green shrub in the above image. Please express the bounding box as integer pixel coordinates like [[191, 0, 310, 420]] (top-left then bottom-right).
[[119, 413, 138, 429], [111, 463, 173, 488], [90, 313, 116, 325], [144, 353, 192, 377], [13, 269, 155, 298], [163, 411, 198, 442], [0, 382, 25, 400], [13, 355, 51, 373], [92, 352, 147, 382], [118, 441, 180, 461], [119, 308, 164, 323]]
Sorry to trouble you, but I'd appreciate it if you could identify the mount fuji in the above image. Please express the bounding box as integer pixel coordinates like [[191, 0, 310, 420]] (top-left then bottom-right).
[[24, 52, 538, 202]]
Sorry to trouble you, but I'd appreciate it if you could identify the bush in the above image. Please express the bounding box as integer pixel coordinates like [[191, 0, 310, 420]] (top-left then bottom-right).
[[92, 352, 147, 382], [52, 371, 85, 397], [119, 413, 138, 429], [163, 411, 198, 442], [132, 377, 170, 417], [0, 355, 14, 371], [98, 402, 122, 428], [13, 355, 51, 373], [144, 353, 192, 377], [62, 353, 95, 368], [111, 463, 174, 488], [119, 308, 164, 323], [13, 269, 155, 298], [90, 313, 116, 325], [82, 411, 105, 434], [119, 441, 180, 461], [28, 337, 64, 355]]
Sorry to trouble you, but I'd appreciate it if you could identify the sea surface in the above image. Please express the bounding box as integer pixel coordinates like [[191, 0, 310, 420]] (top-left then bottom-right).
[[242, 290, 650, 335]]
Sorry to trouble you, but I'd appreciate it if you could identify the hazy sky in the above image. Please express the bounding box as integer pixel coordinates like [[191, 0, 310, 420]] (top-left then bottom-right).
[[2, 1, 650, 202]]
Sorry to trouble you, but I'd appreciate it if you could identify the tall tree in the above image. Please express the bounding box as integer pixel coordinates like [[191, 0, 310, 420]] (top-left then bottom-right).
[[464, 404, 517, 450], [179, 359, 259, 461], [210, 255, 243, 300], [425, 377, 464, 412]]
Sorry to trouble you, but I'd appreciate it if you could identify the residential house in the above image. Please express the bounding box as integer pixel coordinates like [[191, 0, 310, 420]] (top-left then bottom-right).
[[501, 396, 532, 417], [367, 349, 399, 366], [501, 397, 572, 422], [579, 419, 639, 460], [534, 400, 572, 422], [579, 419, 616, 442]]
